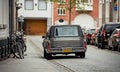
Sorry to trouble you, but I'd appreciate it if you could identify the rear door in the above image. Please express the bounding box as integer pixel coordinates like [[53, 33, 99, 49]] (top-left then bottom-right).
[[50, 26, 84, 48]]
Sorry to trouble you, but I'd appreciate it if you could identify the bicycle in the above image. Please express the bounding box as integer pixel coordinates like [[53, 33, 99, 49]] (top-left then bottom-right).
[[10, 32, 25, 59]]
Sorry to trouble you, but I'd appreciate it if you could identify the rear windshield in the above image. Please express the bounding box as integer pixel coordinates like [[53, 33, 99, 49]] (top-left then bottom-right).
[[87, 29, 95, 34], [55, 26, 79, 37], [105, 24, 120, 33]]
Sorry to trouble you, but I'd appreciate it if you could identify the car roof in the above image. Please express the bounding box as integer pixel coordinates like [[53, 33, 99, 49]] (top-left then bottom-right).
[[51, 25, 81, 27], [105, 22, 120, 24]]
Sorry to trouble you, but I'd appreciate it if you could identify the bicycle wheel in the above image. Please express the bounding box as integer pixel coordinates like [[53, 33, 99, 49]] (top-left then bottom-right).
[[22, 41, 27, 52], [15, 42, 24, 59]]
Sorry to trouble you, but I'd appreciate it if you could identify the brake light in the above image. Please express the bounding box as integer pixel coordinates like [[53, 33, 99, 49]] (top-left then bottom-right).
[[103, 30, 106, 37], [117, 31, 120, 37], [87, 34, 91, 39], [84, 41, 87, 48], [48, 43, 51, 51]]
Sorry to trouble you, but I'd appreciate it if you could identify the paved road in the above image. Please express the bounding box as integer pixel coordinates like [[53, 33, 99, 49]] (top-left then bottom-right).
[[0, 36, 120, 72]]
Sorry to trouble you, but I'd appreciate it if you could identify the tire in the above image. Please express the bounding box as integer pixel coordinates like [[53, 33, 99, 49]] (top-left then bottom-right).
[[117, 44, 120, 52], [111, 41, 117, 51], [108, 46, 112, 50], [80, 52, 85, 58], [98, 43, 100, 48], [101, 43, 105, 49], [22, 42, 27, 52], [44, 49, 52, 60], [15, 42, 24, 59], [100, 37, 105, 49]]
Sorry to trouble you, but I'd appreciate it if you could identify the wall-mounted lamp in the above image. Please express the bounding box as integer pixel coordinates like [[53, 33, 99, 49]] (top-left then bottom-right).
[[16, 3, 22, 10], [0, 24, 7, 29], [35, 3, 37, 6]]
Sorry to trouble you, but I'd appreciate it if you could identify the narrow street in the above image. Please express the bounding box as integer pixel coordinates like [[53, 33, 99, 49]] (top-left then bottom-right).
[[0, 36, 120, 72]]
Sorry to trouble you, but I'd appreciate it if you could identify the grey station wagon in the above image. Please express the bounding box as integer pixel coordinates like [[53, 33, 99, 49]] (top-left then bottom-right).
[[42, 25, 87, 59]]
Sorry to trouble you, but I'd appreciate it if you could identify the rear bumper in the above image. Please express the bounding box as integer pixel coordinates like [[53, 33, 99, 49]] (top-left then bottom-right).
[[47, 47, 87, 54]]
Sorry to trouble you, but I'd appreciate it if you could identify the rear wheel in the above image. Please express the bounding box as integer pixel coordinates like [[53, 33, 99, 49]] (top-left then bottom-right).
[[44, 49, 52, 60], [118, 44, 120, 52], [108, 46, 112, 50], [80, 52, 85, 58], [100, 37, 105, 49], [97, 43, 100, 48], [101, 43, 105, 49]]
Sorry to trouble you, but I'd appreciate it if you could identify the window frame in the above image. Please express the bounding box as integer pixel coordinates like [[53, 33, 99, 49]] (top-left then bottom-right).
[[38, 0, 47, 10], [57, 8, 66, 16], [24, 0, 34, 10]]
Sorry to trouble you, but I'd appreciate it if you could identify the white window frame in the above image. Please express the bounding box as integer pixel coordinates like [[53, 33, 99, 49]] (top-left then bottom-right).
[[38, 0, 47, 10], [24, 0, 34, 10], [57, 8, 66, 16], [79, 0, 93, 4]]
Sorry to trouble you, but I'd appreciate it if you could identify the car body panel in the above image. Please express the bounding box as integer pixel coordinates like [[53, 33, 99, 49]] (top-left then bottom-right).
[[42, 25, 87, 54], [97, 23, 120, 48]]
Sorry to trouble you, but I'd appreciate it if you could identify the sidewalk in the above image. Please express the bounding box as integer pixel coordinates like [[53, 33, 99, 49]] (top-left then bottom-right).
[[0, 35, 59, 72]]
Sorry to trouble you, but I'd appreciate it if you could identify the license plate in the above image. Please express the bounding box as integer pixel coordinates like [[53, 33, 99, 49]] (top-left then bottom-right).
[[63, 48, 72, 52], [104, 39, 108, 42]]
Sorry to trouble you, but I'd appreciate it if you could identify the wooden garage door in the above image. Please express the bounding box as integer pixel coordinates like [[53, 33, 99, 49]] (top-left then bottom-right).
[[25, 19, 47, 35]]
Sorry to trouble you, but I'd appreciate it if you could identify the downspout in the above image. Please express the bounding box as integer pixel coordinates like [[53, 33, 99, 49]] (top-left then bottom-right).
[[69, 0, 72, 24], [118, 0, 120, 22], [9, 0, 14, 35]]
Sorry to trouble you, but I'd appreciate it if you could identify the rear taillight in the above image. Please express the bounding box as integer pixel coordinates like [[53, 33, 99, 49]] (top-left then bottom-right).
[[117, 31, 120, 37], [48, 43, 51, 51], [103, 30, 106, 37], [87, 34, 91, 39], [84, 40, 87, 48]]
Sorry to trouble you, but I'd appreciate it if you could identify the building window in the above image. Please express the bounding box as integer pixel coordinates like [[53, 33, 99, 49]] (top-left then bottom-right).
[[25, 0, 34, 10], [38, 0, 47, 10], [81, 0, 88, 3], [79, 0, 93, 4], [58, 8, 66, 15]]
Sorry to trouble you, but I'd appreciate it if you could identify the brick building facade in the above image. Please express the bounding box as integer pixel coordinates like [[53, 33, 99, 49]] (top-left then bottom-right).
[[53, 0, 99, 29]]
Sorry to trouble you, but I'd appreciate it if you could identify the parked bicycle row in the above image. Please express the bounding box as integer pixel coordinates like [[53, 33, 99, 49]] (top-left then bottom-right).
[[85, 22, 120, 52], [10, 31, 27, 59], [0, 31, 27, 61]]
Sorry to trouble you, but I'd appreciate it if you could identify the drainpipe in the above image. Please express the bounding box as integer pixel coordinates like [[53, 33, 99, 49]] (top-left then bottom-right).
[[69, 0, 72, 24], [9, 0, 14, 35], [118, 0, 120, 22], [102, 0, 106, 24]]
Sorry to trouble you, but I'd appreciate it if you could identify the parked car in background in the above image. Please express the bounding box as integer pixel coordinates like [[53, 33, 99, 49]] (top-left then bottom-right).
[[97, 22, 120, 49], [86, 29, 95, 44], [108, 28, 120, 51], [94, 29, 100, 46], [90, 32, 97, 45], [42, 25, 87, 59]]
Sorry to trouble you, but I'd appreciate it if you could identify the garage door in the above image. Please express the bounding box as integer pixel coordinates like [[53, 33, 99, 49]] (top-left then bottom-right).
[[25, 19, 47, 35]]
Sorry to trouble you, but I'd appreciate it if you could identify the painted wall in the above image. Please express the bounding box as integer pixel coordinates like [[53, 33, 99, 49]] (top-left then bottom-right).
[[18, 0, 52, 18], [0, 0, 9, 40]]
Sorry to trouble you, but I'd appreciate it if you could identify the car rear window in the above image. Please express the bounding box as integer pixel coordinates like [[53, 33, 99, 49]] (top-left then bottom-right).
[[55, 26, 79, 37], [105, 24, 120, 33], [87, 29, 95, 34]]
